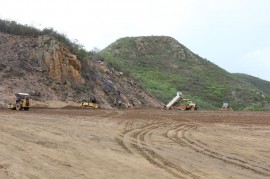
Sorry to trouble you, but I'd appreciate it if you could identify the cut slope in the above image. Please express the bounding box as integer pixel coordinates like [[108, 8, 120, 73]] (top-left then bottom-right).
[[0, 30, 161, 109]]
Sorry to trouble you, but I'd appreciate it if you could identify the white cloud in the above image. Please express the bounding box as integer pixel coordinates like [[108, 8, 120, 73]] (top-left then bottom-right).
[[0, 0, 270, 81], [245, 47, 270, 67], [229, 46, 270, 81]]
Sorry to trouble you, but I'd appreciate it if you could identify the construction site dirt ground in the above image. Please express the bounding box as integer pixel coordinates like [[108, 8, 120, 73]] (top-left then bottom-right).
[[0, 108, 270, 179]]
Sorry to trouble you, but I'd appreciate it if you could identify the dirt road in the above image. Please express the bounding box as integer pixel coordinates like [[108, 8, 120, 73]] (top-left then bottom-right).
[[0, 109, 270, 178]]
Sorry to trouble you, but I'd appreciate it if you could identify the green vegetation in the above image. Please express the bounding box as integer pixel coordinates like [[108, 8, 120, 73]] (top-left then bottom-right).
[[0, 18, 98, 94], [266, 96, 270, 103], [232, 73, 270, 94], [101, 36, 270, 110], [2, 19, 269, 110], [0, 18, 88, 61], [243, 103, 264, 111]]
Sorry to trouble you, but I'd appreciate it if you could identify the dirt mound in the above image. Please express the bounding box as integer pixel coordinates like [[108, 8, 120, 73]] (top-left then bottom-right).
[[31, 100, 79, 108]]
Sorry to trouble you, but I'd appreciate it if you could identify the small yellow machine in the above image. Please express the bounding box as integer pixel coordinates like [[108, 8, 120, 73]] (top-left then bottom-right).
[[79, 99, 98, 109], [8, 93, 30, 111], [179, 99, 197, 111]]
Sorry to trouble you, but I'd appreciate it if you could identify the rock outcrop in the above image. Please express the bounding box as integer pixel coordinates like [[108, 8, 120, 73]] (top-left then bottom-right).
[[37, 36, 85, 84], [0, 32, 161, 109]]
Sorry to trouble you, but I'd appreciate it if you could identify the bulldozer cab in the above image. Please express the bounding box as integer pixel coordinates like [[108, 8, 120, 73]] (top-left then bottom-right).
[[183, 99, 192, 105]]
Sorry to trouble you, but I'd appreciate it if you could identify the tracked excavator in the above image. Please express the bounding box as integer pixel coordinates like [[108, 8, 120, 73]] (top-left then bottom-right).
[[165, 91, 197, 110]]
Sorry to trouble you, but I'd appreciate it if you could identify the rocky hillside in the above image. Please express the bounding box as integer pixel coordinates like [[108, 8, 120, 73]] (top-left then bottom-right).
[[101, 36, 270, 110], [0, 31, 161, 109], [1, 19, 269, 110]]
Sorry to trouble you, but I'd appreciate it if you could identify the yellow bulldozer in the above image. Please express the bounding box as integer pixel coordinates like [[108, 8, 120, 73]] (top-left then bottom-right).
[[8, 93, 30, 111], [79, 99, 98, 109], [179, 99, 198, 111]]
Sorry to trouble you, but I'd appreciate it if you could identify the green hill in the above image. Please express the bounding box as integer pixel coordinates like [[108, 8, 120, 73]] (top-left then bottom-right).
[[101, 36, 270, 110], [232, 73, 270, 94]]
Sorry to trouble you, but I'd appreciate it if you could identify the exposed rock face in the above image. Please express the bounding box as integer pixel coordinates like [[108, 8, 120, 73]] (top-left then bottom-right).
[[0, 32, 161, 108], [87, 60, 161, 108], [0, 32, 58, 101], [37, 36, 85, 84]]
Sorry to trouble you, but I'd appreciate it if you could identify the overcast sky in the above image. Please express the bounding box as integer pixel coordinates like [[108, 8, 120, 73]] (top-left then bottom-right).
[[1, 0, 270, 81]]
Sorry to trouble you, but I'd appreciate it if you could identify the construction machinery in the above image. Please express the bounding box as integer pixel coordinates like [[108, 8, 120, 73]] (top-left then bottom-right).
[[165, 91, 183, 109], [8, 93, 30, 111], [179, 99, 197, 111], [221, 101, 233, 111], [80, 99, 98, 109], [165, 91, 197, 110]]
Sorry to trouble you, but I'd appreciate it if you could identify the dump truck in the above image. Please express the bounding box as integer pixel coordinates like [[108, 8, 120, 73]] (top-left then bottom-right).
[[165, 91, 183, 109], [165, 91, 197, 110], [8, 93, 30, 110]]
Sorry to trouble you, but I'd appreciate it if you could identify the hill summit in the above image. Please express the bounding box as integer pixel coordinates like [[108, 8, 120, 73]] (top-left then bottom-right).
[[1, 18, 269, 110], [101, 36, 270, 110]]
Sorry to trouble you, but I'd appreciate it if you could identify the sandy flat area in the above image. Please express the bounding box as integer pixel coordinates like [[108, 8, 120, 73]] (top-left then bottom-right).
[[0, 108, 270, 178]]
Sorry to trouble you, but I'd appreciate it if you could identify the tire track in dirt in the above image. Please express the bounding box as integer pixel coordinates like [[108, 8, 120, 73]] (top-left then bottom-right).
[[97, 110, 139, 155], [57, 115, 114, 177], [97, 110, 162, 155], [170, 124, 270, 177], [121, 121, 199, 179], [138, 124, 200, 179]]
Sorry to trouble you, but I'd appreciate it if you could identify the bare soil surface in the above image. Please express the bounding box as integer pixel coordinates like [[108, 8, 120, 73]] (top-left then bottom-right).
[[0, 108, 270, 179]]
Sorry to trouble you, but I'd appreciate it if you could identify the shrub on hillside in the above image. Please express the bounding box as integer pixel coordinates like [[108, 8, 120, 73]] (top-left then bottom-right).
[[0, 19, 88, 64]]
